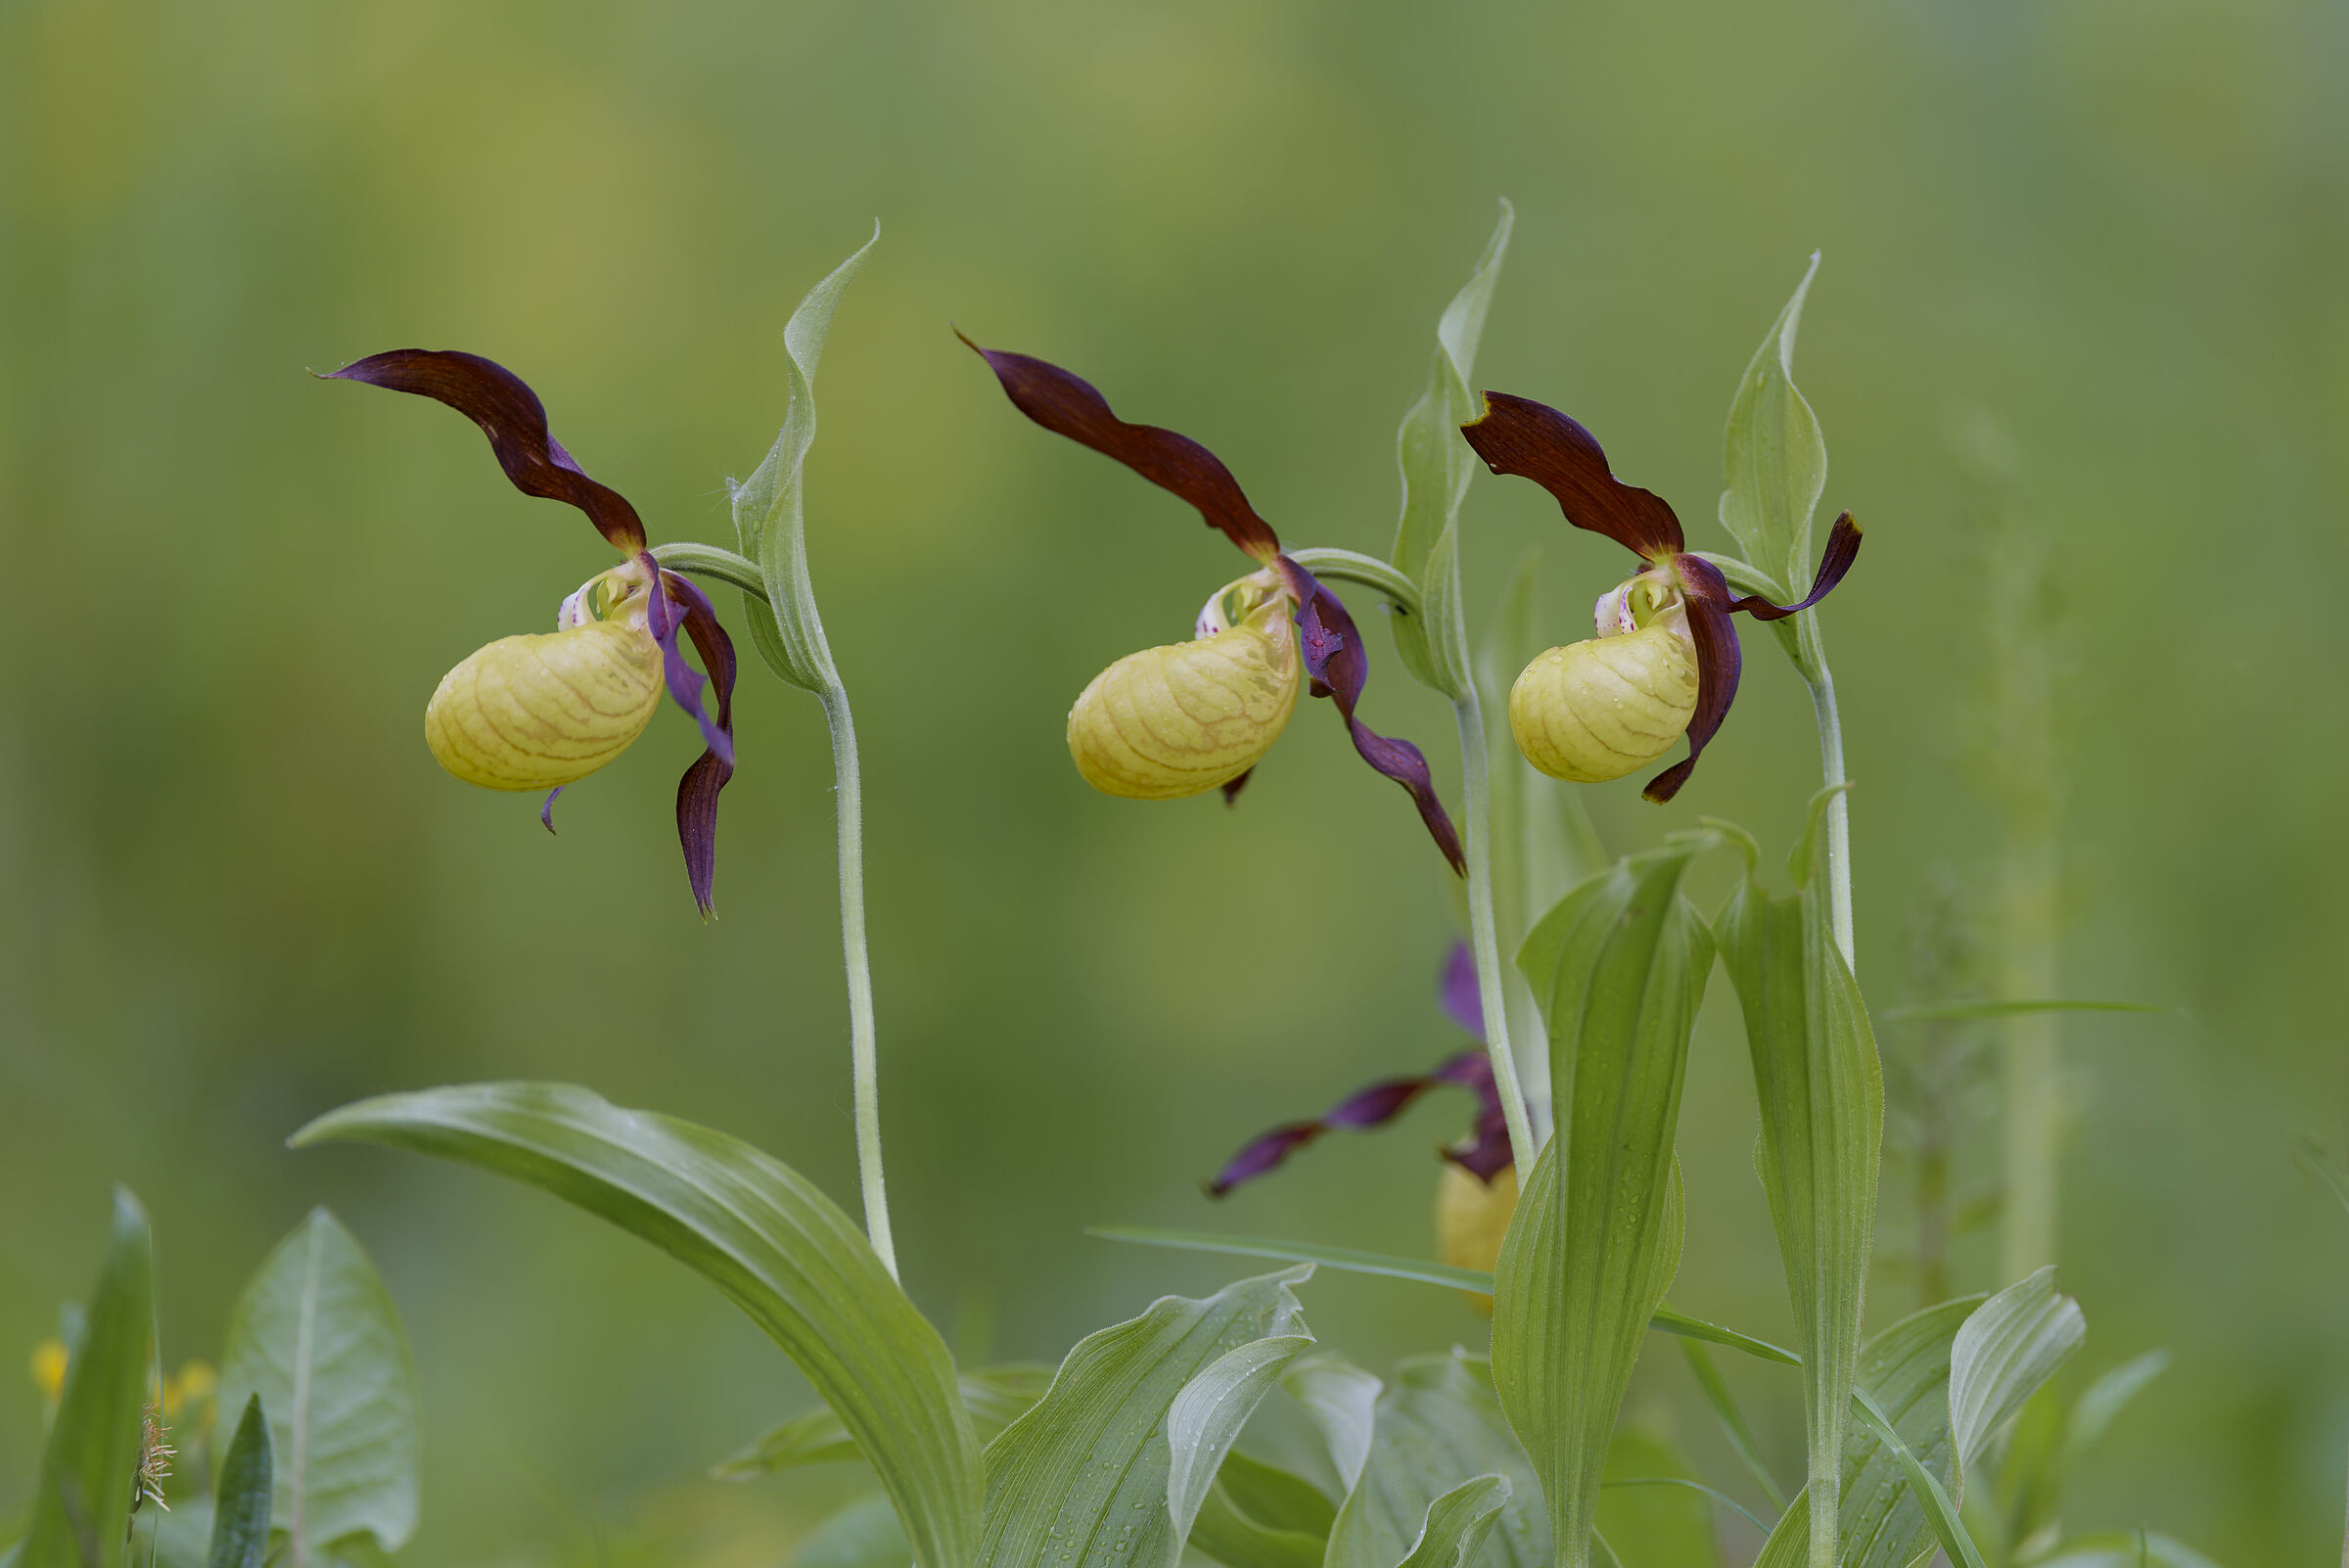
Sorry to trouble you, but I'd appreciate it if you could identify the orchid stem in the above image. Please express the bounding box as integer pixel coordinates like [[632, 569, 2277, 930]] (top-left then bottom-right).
[[821, 681, 898, 1281], [1796, 613, 1856, 970], [1454, 685, 1539, 1167]]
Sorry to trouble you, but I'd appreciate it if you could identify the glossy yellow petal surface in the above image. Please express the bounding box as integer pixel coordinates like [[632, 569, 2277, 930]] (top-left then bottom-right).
[[1507, 623, 1698, 783], [1066, 597, 1301, 800], [1436, 1163, 1519, 1316], [425, 619, 665, 790]]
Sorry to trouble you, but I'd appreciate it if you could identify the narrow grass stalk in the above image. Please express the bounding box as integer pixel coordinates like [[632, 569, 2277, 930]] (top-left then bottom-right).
[[821, 682, 898, 1280]]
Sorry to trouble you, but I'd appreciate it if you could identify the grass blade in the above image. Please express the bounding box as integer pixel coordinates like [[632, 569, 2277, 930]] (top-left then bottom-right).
[[1678, 1340, 1786, 1511]]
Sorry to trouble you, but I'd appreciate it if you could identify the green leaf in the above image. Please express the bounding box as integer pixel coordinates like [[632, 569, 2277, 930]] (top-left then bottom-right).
[[1280, 1352, 1381, 1492], [977, 1268, 1312, 1568], [1325, 1354, 1547, 1568], [1847, 1395, 1986, 1568], [213, 1211, 418, 1563], [1389, 200, 1513, 698], [1391, 1476, 1514, 1568], [2058, 1349, 2168, 1475], [1749, 1296, 1979, 1568], [714, 1365, 1054, 1480], [21, 1191, 153, 1568], [1596, 1430, 1721, 1568], [730, 226, 879, 694], [2032, 1532, 2223, 1568], [1496, 840, 1717, 1568], [1715, 806, 1883, 1567], [1718, 255, 1826, 590], [796, 1495, 911, 1568], [207, 1397, 273, 1568], [1949, 1267, 2085, 1464], [1188, 1453, 1335, 1568], [294, 1082, 981, 1568]]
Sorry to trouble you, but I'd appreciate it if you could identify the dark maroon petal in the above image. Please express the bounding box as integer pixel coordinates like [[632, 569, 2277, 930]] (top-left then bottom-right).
[[1221, 768, 1254, 807], [540, 786, 563, 835], [1273, 557, 1466, 875], [1205, 1125, 1325, 1198], [1460, 393, 1685, 561], [1440, 942, 1484, 1040], [664, 570, 739, 919], [645, 560, 734, 769], [1642, 555, 1746, 804], [960, 335, 1281, 562], [324, 349, 647, 552], [1728, 512, 1864, 622], [1428, 1048, 1511, 1180], [1206, 1047, 1504, 1198]]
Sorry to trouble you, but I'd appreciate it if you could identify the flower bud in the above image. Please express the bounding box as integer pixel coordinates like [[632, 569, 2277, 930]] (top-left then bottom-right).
[[1436, 1162, 1519, 1315], [1067, 595, 1301, 800], [1508, 580, 1698, 783], [426, 618, 666, 790]]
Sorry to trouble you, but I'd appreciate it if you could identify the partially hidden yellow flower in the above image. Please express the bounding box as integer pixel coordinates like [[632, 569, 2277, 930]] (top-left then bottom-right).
[[1436, 1162, 1520, 1317], [30, 1337, 67, 1407]]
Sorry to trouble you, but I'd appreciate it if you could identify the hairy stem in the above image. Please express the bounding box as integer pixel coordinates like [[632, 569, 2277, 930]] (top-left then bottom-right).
[[1454, 686, 1538, 1167], [820, 682, 898, 1280]]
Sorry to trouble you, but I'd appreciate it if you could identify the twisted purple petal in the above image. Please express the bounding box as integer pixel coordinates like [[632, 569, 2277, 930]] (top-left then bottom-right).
[[1270, 557, 1465, 874], [1206, 1047, 1510, 1197], [323, 349, 648, 552], [1441, 942, 1483, 1040], [662, 570, 738, 918], [1727, 512, 1864, 622], [540, 787, 563, 835]]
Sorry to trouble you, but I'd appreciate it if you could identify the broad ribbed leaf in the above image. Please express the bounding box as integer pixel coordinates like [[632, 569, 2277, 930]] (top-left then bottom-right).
[[1281, 1352, 1381, 1493], [21, 1191, 152, 1568], [1715, 807, 1883, 1567], [716, 1365, 1054, 1479], [293, 1083, 980, 1568], [731, 226, 879, 693], [1949, 1268, 2085, 1463], [977, 1268, 1311, 1568], [1389, 201, 1512, 698], [1325, 1354, 1546, 1568], [1750, 1298, 1977, 1568], [1496, 841, 1716, 1568], [216, 1211, 418, 1561], [1188, 1453, 1333, 1568], [1718, 255, 1826, 589], [208, 1397, 273, 1568], [2058, 1349, 2168, 1475], [1391, 1476, 1513, 1568]]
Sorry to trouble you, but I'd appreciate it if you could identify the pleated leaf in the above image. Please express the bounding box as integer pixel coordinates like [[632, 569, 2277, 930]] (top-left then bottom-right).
[[2032, 1532, 2223, 1568], [1718, 255, 1826, 591], [20, 1191, 152, 1568], [1325, 1354, 1547, 1568], [1187, 1452, 1334, 1568], [1949, 1268, 2085, 1464], [977, 1267, 1312, 1568], [1387, 1476, 1514, 1568], [1715, 804, 1883, 1566], [1388, 201, 1512, 698], [730, 227, 878, 694], [294, 1083, 980, 1568], [1495, 840, 1717, 1568], [1281, 1351, 1382, 1494]]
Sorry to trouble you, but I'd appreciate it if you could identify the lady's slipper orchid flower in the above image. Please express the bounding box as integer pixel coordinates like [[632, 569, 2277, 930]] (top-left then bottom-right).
[[965, 338, 1465, 873], [327, 350, 739, 914], [1461, 394, 1862, 802]]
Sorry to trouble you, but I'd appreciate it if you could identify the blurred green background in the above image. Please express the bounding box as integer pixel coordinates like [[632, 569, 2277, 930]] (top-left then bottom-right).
[[4, 0, 2345, 1559]]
